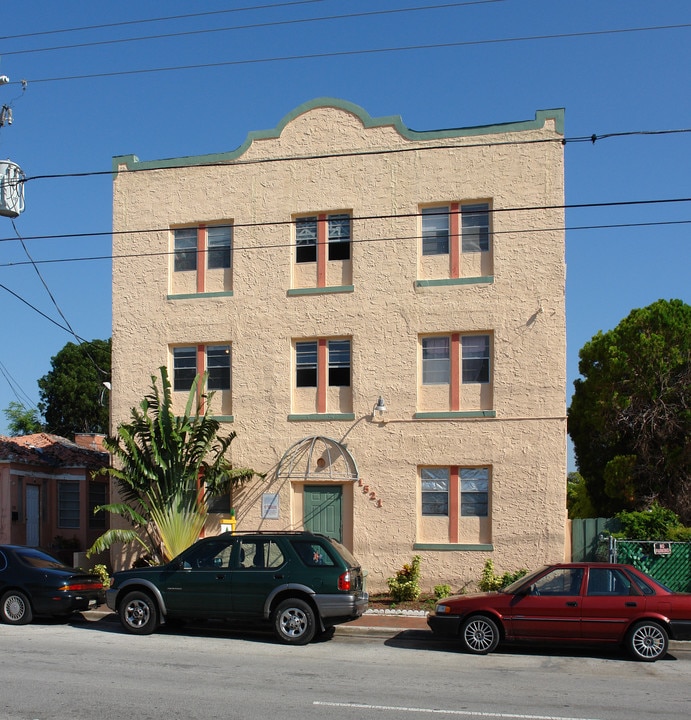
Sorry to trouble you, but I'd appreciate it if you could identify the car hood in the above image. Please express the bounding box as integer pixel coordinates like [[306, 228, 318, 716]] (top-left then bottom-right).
[[113, 567, 166, 581], [441, 591, 504, 603]]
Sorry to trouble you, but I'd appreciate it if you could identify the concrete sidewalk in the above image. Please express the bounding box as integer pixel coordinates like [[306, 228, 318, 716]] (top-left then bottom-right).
[[345, 610, 428, 632]]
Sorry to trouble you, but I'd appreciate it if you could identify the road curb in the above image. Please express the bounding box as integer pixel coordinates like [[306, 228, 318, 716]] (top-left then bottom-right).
[[78, 606, 688, 650]]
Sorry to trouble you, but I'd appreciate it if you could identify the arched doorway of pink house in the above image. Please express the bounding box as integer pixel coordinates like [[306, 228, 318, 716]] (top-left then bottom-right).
[[276, 436, 358, 548]]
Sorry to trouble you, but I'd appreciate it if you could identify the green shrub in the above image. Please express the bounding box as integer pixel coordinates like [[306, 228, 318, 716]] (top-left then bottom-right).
[[387, 555, 422, 602], [91, 563, 112, 589], [668, 525, 691, 542], [478, 558, 527, 592], [434, 584, 452, 600], [613, 503, 683, 541]]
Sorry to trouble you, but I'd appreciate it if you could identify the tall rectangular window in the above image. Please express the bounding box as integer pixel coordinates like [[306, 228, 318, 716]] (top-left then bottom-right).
[[295, 339, 351, 388], [88, 482, 107, 530], [422, 337, 450, 384], [207, 225, 232, 269], [460, 468, 489, 516], [173, 344, 232, 392], [174, 228, 197, 272], [461, 204, 490, 253], [295, 214, 352, 263], [421, 206, 450, 255], [327, 214, 351, 260], [421, 468, 449, 516], [462, 335, 490, 384], [328, 339, 351, 386], [295, 341, 318, 387], [295, 217, 318, 264], [173, 346, 197, 391], [207, 345, 231, 390], [58, 481, 80, 529]]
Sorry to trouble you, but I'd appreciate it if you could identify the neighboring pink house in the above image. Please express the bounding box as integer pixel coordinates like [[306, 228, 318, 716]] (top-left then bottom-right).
[[0, 433, 110, 564]]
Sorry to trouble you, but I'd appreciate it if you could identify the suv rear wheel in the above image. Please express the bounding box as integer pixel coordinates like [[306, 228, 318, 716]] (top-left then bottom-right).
[[273, 598, 316, 645]]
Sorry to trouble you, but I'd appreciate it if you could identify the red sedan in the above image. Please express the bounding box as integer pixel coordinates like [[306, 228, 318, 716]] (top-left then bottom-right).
[[428, 563, 691, 661]]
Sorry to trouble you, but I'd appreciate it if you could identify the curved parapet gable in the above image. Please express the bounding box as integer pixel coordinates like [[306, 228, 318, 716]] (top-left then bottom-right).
[[112, 98, 564, 173]]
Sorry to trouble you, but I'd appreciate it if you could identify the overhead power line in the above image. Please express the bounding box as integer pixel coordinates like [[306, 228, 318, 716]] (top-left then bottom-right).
[[16, 127, 691, 186], [0, 1, 328, 41], [11, 219, 83, 346], [0, 281, 88, 342], [2, 196, 690, 247], [1, 218, 689, 272], [0, 359, 38, 411], [8, 223, 110, 378], [8, 22, 690, 86], [1, 2, 504, 57]]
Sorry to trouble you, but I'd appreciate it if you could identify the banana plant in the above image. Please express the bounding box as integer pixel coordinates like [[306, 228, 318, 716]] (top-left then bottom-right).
[[87, 367, 257, 563]]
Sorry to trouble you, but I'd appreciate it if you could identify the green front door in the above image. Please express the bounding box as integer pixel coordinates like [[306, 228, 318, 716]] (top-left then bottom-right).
[[304, 485, 342, 542]]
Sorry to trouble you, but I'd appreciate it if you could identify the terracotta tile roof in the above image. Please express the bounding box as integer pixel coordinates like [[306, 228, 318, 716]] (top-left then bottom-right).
[[0, 433, 108, 470]]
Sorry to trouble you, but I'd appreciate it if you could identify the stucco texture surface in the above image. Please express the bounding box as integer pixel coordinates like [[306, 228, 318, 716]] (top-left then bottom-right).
[[111, 99, 566, 591]]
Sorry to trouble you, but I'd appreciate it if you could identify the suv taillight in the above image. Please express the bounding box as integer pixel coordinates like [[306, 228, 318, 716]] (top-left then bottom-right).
[[338, 571, 351, 591]]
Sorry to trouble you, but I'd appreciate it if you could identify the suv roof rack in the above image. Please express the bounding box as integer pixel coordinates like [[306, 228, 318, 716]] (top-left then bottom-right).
[[223, 530, 329, 538]]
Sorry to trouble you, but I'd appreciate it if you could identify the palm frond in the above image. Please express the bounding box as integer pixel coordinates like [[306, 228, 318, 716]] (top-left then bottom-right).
[[86, 529, 149, 558], [93, 367, 258, 561]]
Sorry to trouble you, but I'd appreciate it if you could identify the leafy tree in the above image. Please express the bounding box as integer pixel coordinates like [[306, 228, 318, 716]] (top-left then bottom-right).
[[566, 471, 597, 519], [37, 338, 111, 438], [3, 401, 44, 436], [568, 299, 691, 523], [87, 367, 257, 563], [611, 503, 682, 541]]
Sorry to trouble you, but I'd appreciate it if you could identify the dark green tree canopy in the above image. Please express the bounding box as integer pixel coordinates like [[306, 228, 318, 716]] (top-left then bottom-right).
[[37, 338, 111, 438], [568, 299, 690, 523]]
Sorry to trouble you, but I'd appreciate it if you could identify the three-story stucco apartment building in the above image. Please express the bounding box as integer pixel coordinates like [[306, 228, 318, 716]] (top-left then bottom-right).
[[111, 98, 567, 591]]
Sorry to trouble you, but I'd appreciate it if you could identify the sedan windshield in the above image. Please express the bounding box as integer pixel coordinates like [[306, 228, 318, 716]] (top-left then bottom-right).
[[501, 566, 547, 594]]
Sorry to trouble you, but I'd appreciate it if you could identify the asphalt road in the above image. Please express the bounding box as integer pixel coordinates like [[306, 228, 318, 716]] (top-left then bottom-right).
[[0, 613, 689, 720]]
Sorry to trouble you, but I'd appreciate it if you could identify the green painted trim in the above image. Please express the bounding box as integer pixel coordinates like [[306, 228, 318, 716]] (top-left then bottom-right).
[[113, 99, 564, 171], [415, 276, 493, 288], [287, 285, 354, 296], [413, 411, 496, 419], [211, 415, 234, 423], [288, 413, 356, 422], [413, 543, 494, 552], [167, 291, 234, 300]]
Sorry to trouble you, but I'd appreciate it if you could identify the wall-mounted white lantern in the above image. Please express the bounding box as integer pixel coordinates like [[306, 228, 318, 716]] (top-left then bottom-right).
[[372, 396, 387, 419]]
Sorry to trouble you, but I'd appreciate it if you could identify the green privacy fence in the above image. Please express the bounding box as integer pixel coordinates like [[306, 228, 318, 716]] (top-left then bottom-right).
[[571, 518, 620, 562], [614, 540, 691, 593], [571, 519, 691, 592]]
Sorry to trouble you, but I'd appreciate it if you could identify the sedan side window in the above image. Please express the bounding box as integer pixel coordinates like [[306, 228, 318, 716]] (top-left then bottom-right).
[[587, 568, 633, 596], [531, 567, 583, 596]]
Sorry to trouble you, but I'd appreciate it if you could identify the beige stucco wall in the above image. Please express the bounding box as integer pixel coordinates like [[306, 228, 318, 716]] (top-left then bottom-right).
[[111, 99, 567, 592]]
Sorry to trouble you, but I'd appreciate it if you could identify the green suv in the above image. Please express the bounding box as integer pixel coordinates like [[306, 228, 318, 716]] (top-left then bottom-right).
[[105, 531, 368, 645]]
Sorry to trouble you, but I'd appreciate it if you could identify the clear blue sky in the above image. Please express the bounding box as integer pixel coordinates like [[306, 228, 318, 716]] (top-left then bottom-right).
[[1, 1, 689, 471]]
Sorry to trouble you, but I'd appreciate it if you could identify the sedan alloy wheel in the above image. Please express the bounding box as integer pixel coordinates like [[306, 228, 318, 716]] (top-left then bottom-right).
[[1, 591, 33, 625], [461, 614, 500, 655]]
